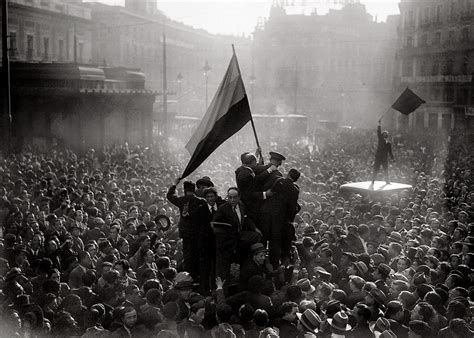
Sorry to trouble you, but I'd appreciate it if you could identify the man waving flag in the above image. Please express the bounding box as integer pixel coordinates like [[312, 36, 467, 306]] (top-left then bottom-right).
[[180, 47, 254, 179]]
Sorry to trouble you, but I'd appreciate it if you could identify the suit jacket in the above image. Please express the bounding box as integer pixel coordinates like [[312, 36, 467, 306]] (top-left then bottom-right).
[[239, 258, 269, 291], [375, 125, 394, 161], [212, 202, 256, 234], [272, 177, 301, 222], [235, 165, 271, 220], [166, 185, 206, 237], [261, 169, 284, 214], [197, 200, 224, 251]]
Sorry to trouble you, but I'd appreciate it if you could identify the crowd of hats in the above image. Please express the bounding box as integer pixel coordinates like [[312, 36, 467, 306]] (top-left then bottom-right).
[[0, 127, 472, 337]]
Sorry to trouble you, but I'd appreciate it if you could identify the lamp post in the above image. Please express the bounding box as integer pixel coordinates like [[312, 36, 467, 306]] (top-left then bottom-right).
[[177, 72, 183, 115], [249, 73, 256, 108], [202, 60, 211, 110]]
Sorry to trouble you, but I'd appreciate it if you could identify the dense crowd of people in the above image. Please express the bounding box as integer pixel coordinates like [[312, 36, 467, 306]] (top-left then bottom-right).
[[0, 124, 472, 338]]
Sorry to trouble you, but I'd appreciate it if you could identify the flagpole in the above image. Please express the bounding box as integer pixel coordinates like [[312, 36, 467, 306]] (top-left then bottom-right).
[[231, 44, 263, 161], [379, 107, 392, 122]]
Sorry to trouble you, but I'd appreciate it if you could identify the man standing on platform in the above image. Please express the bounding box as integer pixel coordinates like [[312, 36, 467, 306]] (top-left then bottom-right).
[[167, 180, 206, 280], [371, 120, 395, 187]]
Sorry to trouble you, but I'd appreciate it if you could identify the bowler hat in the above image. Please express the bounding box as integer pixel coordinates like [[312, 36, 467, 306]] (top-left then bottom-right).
[[296, 309, 321, 334], [175, 272, 194, 290], [269, 151, 286, 162], [196, 177, 214, 188]]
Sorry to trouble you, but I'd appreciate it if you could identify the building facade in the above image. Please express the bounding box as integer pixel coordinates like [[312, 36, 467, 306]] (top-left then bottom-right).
[[1, 0, 92, 63], [252, 3, 398, 128], [88, 1, 252, 116], [5, 62, 155, 152], [395, 0, 474, 131]]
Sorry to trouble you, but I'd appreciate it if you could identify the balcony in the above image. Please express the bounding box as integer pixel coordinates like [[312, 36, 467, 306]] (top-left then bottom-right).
[[398, 41, 474, 57], [400, 74, 473, 84]]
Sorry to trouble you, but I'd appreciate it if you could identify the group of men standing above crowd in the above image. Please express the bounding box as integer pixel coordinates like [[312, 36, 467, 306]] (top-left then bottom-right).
[[167, 151, 301, 295]]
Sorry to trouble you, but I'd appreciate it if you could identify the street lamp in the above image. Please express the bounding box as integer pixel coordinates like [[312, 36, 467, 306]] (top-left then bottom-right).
[[202, 60, 211, 110], [249, 73, 256, 108], [177, 72, 183, 115]]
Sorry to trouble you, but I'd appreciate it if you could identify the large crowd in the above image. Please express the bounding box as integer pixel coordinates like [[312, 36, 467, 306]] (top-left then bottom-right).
[[0, 124, 472, 338]]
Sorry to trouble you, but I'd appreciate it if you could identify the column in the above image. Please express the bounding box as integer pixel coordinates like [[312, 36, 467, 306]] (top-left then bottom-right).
[[437, 112, 442, 130], [451, 112, 455, 130], [423, 111, 429, 128]]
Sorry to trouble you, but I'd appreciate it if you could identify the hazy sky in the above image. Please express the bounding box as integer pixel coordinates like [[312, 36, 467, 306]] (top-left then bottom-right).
[[90, 0, 400, 35]]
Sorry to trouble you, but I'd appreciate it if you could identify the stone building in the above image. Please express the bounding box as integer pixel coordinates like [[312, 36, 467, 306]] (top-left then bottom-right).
[[88, 1, 252, 116], [1, 0, 92, 63], [252, 3, 398, 128], [395, 0, 474, 131]]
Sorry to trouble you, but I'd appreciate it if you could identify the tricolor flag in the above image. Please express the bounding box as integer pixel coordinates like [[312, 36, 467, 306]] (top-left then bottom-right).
[[180, 51, 252, 179], [391, 87, 426, 115]]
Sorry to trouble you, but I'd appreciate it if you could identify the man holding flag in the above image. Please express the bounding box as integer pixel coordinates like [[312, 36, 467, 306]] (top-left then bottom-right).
[[370, 87, 425, 188], [370, 120, 395, 186], [179, 46, 257, 181]]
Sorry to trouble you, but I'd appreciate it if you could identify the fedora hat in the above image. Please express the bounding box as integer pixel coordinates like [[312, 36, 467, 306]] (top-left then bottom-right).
[[296, 309, 321, 334], [370, 288, 387, 306], [369, 317, 390, 334], [327, 311, 352, 332], [296, 278, 315, 294]]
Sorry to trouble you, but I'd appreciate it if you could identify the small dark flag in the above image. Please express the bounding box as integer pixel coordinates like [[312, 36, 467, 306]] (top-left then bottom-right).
[[180, 53, 252, 179], [391, 87, 426, 115]]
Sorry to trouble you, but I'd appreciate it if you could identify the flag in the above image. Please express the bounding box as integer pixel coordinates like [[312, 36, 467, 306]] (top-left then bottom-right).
[[391, 87, 426, 115], [180, 53, 252, 179]]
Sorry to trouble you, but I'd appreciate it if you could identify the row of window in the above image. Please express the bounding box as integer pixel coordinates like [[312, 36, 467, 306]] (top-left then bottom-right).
[[403, 27, 471, 47], [409, 86, 474, 105], [402, 56, 471, 77], [9, 32, 84, 62], [403, 0, 473, 29]]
